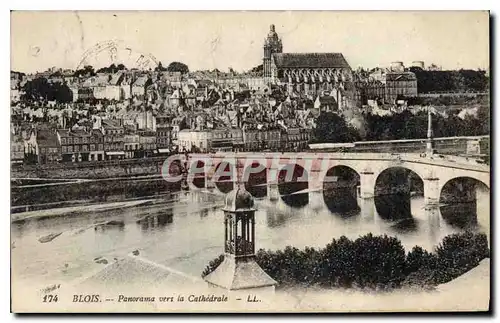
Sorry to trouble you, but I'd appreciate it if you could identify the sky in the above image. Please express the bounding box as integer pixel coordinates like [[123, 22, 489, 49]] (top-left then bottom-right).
[[10, 11, 489, 73]]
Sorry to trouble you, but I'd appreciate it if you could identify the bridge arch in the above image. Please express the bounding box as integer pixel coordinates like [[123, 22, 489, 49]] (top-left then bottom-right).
[[438, 172, 490, 193], [322, 165, 360, 216], [191, 159, 206, 189], [374, 166, 424, 197], [213, 161, 235, 194], [244, 161, 268, 198], [439, 176, 490, 229], [278, 163, 309, 207], [373, 166, 423, 227]]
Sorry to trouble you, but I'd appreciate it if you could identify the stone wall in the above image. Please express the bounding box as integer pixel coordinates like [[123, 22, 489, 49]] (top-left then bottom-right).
[[11, 157, 177, 180]]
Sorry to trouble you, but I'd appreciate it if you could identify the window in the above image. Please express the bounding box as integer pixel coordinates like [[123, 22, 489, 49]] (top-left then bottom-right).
[[74, 145, 79, 152], [98, 144, 103, 150], [90, 144, 95, 151], [83, 137, 88, 143], [74, 138, 79, 144], [68, 138, 73, 144], [62, 146, 67, 153], [41, 148, 46, 154], [68, 146, 73, 153], [82, 145, 88, 151], [90, 137, 95, 143], [61, 138, 66, 144]]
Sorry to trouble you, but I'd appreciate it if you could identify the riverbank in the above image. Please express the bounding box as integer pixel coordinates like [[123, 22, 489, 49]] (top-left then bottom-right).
[[11, 156, 177, 180], [11, 175, 181, 209], [11, 199, 156, 223]]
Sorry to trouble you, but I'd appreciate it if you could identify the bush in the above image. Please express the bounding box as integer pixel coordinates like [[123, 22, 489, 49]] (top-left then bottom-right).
[[352, 234, 407, 289], [201, 232, 490, 290], [434, 231, 490, 284], [319, 236, 356, 287], [405, 245, 438, 276], [201, 254, 224, 278]]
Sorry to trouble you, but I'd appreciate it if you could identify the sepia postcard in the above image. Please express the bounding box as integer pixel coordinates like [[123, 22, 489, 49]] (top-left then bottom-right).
[[10, 10, 490, 313]]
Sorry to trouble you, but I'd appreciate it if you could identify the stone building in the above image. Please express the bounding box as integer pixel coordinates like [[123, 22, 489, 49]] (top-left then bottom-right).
[[263, 24, 283, 79], [262, 24, 356, 109], [58, 128, 91, 162], [384, 72, 418, 103], [155, 114, 172, 153]]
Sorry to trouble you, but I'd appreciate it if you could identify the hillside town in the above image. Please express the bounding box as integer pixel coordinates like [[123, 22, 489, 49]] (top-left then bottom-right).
[[10, 24, 489, 166]]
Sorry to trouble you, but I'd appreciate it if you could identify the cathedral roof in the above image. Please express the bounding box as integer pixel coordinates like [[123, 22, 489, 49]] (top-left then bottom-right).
[[272, 53, 350, 69]]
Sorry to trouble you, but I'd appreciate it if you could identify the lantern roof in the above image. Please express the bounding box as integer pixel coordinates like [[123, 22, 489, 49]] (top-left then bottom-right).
[[222, 184, 255, 212]]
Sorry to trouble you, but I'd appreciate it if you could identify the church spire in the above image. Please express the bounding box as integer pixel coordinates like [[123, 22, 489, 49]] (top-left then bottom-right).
[[263, 23, 283, 79]]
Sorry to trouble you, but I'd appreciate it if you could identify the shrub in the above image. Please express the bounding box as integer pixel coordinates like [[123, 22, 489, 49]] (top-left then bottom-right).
[[405, 245, 438, 276], [255, 246, 322, 286], [434, 231, 490, 284], [201, 232, 490, 290], [201, 254, 224, 278], [352, 234, 407, 289], [319, 236, 356, 287]]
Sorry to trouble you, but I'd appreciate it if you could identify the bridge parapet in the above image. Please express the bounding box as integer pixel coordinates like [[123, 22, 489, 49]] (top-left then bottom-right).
[[184, 152, 490, 202]]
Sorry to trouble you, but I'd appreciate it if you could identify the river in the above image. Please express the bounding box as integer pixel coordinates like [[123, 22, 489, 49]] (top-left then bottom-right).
[[10, 177, 490, 288]]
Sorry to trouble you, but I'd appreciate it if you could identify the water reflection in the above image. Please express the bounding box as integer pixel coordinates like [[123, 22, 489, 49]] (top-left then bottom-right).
[[359, 197, 375, 221], [10, 181, 491, 284], [440, 202, 478, 229], [11, 178, 180, 212], [374, 194, 419, 233], [266, 211, 288, 228], [95, 220, 126, 232], [375, 194, 412, 221], [245, 163, 267, 198], [390, 218, 419, 233], [278, 164, 309, 208], [281, 192, 309, 208], [323, 187, 360, 218], [137, 211, 174, 231]]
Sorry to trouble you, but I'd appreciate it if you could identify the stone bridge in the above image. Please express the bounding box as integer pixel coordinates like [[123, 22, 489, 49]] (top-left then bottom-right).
[[183, 152, 490, 207]]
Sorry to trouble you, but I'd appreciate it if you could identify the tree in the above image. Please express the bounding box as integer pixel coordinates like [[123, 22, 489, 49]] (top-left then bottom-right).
[[21, 77, 72, 103], [312, 112, 360, 143], [166, 61, 189, 74], [155, 61, 167, 72], [248, 64, 263, 75], [96, 63, 127, 73], [74, 65, 96, 78]]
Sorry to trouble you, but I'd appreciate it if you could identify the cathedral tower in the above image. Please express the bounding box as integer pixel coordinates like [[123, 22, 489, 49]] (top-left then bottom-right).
[[263, 24, 283, 79]]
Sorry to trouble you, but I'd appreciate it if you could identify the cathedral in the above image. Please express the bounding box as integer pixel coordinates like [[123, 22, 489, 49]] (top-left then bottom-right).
[[263, 24, 356, 110]]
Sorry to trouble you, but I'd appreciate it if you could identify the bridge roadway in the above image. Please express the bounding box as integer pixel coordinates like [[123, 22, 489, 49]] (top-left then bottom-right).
[[185, 152, 490, 205]]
